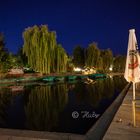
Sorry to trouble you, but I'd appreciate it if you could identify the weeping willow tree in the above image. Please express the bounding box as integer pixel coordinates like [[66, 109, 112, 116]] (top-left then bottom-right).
[[22, 25, 68, 74], [56, 44, 68, 73], [85, 42, 100, 68]]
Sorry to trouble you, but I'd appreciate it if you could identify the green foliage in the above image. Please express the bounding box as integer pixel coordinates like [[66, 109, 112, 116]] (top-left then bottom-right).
[[72, 43, 114, 73], [7, 53, 25, 69], [113, 55, 126, 72], [67, 55, 74, 72], [17, 47, 28, 67], [0, 28, 124, 74], [100, 49, 113, 72], [0, 33, 11, 72], [96, 56, 103, 70], [73, 46, 85, 68], [85, 42, 100, 68], [0, 34, 27, 72], [56, 44, 68, 73], [22, 25, 68, 74]]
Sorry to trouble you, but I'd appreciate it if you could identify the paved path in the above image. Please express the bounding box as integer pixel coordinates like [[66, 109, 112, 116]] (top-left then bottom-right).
[[103, 83, 140, 140]]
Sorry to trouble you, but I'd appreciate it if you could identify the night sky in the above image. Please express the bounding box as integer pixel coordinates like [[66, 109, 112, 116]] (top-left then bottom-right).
[[0, 0, 140, 55]]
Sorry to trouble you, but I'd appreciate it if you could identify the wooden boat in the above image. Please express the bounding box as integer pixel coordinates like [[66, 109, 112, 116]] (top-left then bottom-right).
[[55, 76, 65, 81], [89, 73, 107, 79], [67, 75, 77, 80], [78, 75, 88, 80], [42, 76, 55, 82]]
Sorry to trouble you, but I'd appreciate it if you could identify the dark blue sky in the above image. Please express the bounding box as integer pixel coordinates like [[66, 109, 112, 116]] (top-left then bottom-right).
[[0, 0, 140, 55]]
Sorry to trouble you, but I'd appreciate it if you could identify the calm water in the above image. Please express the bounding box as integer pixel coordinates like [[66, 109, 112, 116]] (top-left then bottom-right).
[[0, 76, 127, 134]]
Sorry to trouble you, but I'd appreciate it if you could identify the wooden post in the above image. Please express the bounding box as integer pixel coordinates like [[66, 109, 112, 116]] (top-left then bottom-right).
[[133, 82, 136, 100], [132, 100, 136, 127]]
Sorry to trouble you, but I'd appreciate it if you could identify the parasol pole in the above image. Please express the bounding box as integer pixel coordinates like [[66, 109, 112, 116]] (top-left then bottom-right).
[[132, 100, 136, 127], [133, 82, 136, 100]]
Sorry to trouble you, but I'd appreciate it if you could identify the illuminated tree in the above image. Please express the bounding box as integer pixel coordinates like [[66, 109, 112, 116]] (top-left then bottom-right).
[[85, 42, 100, 68], [23, 25, 68, 74], [113, 55, 126, 72], [0, 33, 10, 72], [73, 46, 85, 68], [101, 49, 113, 72]]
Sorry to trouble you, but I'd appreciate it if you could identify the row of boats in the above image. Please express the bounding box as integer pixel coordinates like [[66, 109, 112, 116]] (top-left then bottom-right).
[[0, 73, 107, 84], [42, 73, 107, 82]]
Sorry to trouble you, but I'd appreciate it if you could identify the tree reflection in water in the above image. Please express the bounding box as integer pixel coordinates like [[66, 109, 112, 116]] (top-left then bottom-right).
[[113, 76, 127, 92], [24, 83, 68, 131], [0, 88, 12, 127], [0, 76, 127, 132], [74, 76, 126, 107]]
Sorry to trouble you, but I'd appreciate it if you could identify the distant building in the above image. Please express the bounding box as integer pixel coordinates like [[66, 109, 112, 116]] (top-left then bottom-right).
[[8, 68, 24, 77]]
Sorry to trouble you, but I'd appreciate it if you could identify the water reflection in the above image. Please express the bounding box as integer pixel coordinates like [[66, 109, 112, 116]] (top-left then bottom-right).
[[113, 76, 126, 92], [0, 88, 12, 126], [74, 77, 125, 107], [0, 76, 127, 133], [24, 84, 68, 131]]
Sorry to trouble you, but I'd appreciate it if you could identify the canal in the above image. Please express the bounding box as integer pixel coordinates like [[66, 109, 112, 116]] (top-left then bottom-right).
[[0, 76, 127, 134]]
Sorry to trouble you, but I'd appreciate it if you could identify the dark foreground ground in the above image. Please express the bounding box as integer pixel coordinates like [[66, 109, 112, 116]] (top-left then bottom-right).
[[104, 83, 140, 140]]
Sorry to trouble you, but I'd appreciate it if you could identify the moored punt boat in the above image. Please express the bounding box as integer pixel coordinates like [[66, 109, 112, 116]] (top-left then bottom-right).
[[42, 76, 55, 82], [89, 73, 107, 79], [0, 77, 39, 84], [55, 76, 65, 81], [67, 75, 77, 81]]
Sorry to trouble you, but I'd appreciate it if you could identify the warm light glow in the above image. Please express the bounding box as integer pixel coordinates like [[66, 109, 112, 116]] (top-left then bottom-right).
[[109, 65, 113, 71], [82, 67, 96, 74], [109, 67, 113, 71], [90, 68, 94, 72], [73, 67, 82, 72]]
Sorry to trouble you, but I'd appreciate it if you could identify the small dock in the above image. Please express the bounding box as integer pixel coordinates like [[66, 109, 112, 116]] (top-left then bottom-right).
[[103, 83, 140, 140]]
